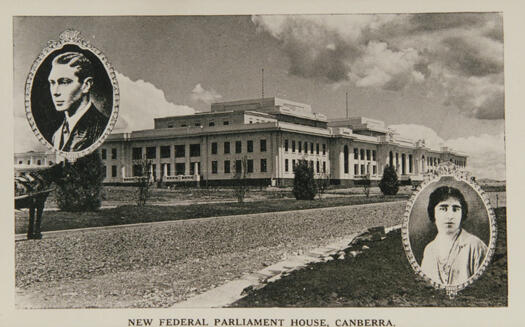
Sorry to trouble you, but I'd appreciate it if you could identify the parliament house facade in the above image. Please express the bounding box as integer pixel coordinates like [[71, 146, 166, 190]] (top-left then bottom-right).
[[94, 97, 467, 187]]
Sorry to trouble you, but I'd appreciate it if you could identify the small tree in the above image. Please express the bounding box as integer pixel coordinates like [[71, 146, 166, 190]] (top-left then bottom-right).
[[135, 155, 153, 207], [361, 173, 371, 197], [233, 156, 248, 203], [293, 159, 317, 200], [379, 164, 399, 195], [55, 151, 105, 211], [316, 172, 330, 199]]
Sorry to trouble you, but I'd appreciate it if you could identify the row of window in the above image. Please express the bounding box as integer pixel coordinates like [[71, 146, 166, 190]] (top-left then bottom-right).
[[211, 159, 267, 174], [101, 148, 118, 160], [284, 140, 327, 155], [102, 165, 118, 178], [211, 139, 267, 155], [17, 159, 54, 166], [284, 159, 327, 174], [167, 121, 230, 128], [354, 148, 377, 161], [131, 140, 268, 161]]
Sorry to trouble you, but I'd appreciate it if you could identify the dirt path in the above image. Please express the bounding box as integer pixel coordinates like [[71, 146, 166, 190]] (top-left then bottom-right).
[[15, 201, 405, 308]]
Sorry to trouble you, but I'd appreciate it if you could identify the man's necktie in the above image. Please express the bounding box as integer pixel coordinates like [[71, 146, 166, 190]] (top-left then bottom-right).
[[60, 121, 70, 150]]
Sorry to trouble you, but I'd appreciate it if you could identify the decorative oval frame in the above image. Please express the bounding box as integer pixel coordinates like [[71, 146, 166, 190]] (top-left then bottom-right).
[[24, 29, 119, 161], [401, 164, 497, 297]]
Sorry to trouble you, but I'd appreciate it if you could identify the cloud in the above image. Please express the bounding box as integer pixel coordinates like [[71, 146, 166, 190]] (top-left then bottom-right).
[[191, 83, 223, 104], [389, 124, 505, 180], [252, 13, 504, 120], [114, 72, 196, 132]]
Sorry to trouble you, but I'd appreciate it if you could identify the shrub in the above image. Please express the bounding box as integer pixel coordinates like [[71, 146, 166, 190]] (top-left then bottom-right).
[[361, 174, 371, 197], [55, 151, 105, 211], [233, 156, 248, 203], [379, 165, 399, 196], [293, 159, 317, 200], [135, 155, 153, 207]]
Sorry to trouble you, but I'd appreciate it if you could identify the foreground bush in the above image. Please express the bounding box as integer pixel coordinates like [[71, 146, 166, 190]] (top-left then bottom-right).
[[55, 151, 104, 211], [293, 160, 317, 200], [379, 165, 399, 195]]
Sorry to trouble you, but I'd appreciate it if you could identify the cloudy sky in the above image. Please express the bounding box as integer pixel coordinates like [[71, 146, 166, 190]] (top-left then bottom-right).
[[13, 14, 505, 180]]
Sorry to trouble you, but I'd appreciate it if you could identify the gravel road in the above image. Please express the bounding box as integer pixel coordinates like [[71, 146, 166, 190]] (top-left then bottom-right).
[[15, 201, 405, 308]]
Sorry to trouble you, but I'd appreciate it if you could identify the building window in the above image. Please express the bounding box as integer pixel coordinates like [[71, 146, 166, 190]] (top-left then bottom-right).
[[175, 145, 185, 158], [366, 149, 371, 161], [190, 162, 200, 175], [27, 160, 30, 165], [146, 146, 156, 159], [235, 160, 242, 173], [212, 161, 218, 174], [224, 141, 230, 154], [361, 164, 365, 175], [292, 159, 296, 169], [160, 146, 171, 158], [132, 164, 142, 176], [260, 159, 267, 172], [211, 142, 218, 155], [37, 160, 41, 165], [101, 148, 107, 160], [181, 124, 187, 127], [247, 159, 254, 173], [316, 143, 319, 155], [223, 121, 229, 125], [310, 142, 314, 154], [284, 139, 289, 151], [168, 123, 174, 128], [292, 140, 296, 152], [373, 165, 377, 175], [224, 160, 231, 173], [132, 147, 142, 160], [209, 122, 215, 127], [260, 139, 267, 152], [18, 160, 22, 164], [344, 145, 349, 174], [372, 150, 376, 161], [102, 165, 107, 178], [354, 148, 358, 160], [190, 144, 200, 157], [409, 154, 413, 173], [354, 164, 358, 175], [235, 141, 242, 153], [285, 159, 289, 172], [247, 140, 254, 153], [175, 163, 185, 175], [322, 144, 326, 155], [316, 161, 320, 173], [323, 161, 326, 173], [195, 122, 201, 127], [298, 141, 302, 153], [112, 148, 117, 159], [360, 149, 365, 160]]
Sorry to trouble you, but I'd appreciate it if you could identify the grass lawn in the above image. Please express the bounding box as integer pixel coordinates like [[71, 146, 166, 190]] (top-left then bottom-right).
[[232, 207, 507, 307], [15, 194, 408, 234]]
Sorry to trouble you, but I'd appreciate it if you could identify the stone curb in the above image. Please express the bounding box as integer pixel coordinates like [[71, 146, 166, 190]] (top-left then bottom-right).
[[173, 224, 402, 308]]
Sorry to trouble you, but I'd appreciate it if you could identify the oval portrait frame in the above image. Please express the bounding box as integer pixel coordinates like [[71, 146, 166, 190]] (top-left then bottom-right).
[[24, 29, 119, 161], [401, 165, 497, 296]]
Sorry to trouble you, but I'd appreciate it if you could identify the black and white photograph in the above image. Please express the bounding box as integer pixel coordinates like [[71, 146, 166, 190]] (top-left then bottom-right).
[[403, 173, 496, 293], [25, 30, 119, 158], [4, 1, 523, 326]]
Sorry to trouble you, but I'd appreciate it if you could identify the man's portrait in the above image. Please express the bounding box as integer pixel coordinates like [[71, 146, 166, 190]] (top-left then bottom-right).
[[26, 36, 117, 156], [403, 176, 496, 290]]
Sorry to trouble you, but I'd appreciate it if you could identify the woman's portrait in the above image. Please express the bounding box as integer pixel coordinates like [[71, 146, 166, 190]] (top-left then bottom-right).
[[403, 176, 496, 290]]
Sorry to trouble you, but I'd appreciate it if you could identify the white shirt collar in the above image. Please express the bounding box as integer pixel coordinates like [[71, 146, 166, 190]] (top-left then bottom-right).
[[65, 99, 92, 133]]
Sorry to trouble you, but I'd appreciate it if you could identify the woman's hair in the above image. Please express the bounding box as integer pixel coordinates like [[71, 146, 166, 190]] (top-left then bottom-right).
[[427, 186, 468, 223]]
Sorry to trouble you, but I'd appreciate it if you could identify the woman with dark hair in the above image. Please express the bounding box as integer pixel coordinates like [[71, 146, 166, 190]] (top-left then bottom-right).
[[421, 186, 487, 285]]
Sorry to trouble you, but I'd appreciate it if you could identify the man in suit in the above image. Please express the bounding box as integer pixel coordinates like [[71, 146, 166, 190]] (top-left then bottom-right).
[[49, 52, 109, 152]]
